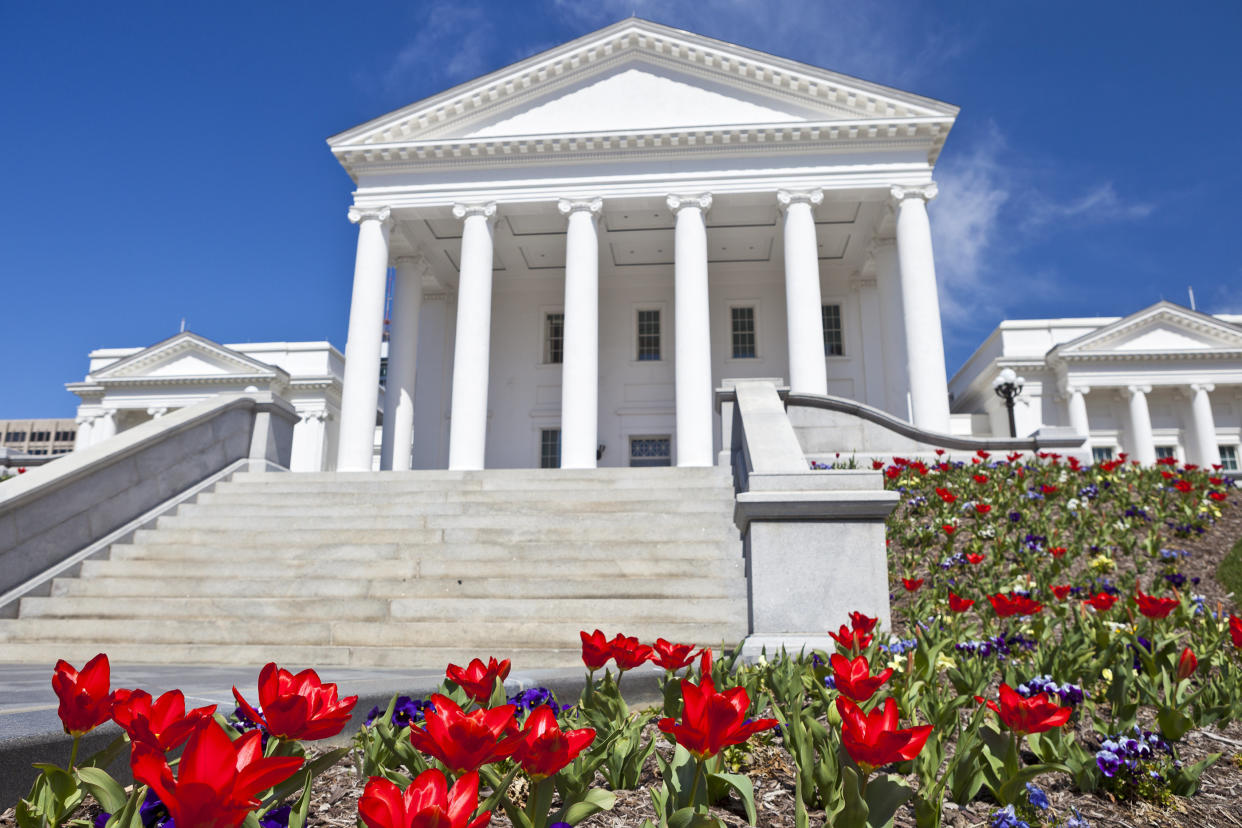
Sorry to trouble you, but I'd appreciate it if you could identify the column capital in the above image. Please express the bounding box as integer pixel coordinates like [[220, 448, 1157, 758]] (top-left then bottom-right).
[[557, 197, 603, 217], [347, 205, 392, 225], [1190, 382, 1216, 394], [300, 409, 332, 423], [889, 182, 939, 205], [665, 193, 713, 214], [146, 407, 169, 419], [777, 189, 823, 211], [1066, 384, 1091, 396], [451, 202, 498, 221], [75, 413, 96, 426], [1124, 384, 1152, 397]]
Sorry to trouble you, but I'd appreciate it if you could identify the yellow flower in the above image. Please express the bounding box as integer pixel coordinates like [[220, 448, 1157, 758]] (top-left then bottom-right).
[[1102, 667, 1114, 683]]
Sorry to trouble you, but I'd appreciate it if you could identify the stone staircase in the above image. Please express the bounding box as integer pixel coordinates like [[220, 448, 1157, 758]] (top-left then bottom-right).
[[0, 467, 748, 668]]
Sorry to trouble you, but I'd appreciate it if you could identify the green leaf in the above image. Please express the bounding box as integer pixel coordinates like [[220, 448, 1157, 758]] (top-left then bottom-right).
[[286, 770, 315, 828], [82, 734, 129, 771], [109, 785, 149, 828], [557, 788, 617, 825], [838, 766, 869, 828], [1156, 705, 1194, 742], [996, 763, 1070, 806], [707, 771, 756, 825], [863, 774, 913, 828], [75, 767, 128, 813]]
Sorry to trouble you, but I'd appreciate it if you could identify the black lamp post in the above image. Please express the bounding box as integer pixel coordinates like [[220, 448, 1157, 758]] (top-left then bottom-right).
[[992, 367, 1025, 438]]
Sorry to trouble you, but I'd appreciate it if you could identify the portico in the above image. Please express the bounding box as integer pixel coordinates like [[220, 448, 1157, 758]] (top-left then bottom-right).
[[329, 19, 959, 471]]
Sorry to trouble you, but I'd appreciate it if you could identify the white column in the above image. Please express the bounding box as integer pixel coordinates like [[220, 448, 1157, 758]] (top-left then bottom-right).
[[558, 197, 603, 469], [291, 409, 330, 472], [870, 237, 909, 418], [891, 184, 951, 432], [855, 279, 886, 408], [92, 409, 117, 445], [778, 189, 828, 396], [336, 205, 392, 472], [1124, 385, 1156, 466], [73, 414, 94, 451], [667, 194, 715, 467], [1188, 383, 1221, 467], [1066, 385, 1092, 455], [380, 256, 426, 471], [447, 202, 498, 471]]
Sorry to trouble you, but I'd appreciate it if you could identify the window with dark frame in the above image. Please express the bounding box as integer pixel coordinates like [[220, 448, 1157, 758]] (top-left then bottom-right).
[[822, 304, 843, 356], [637, 310, 661, 361], [730, 306, 757, 359], [1219, 445, 1238, 471], [1155, 446, 1177, 460], [540, 428, 561, 469], [629, 436, 671, 467], [1092, 446, 1115, 463], [543, 313, 564, 364]]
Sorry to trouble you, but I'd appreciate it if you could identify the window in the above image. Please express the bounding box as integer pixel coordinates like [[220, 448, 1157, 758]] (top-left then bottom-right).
[[4, 431, 26, 443], [30, 431, 50, 443], [629, 436, 671, 467], [539, 428, 561, 469], [54, 430, 75, 442], [1092, 446, 1115, 463], [1221, 446, 1239, 472], [1155, 446, 1177, 461], [730, 306, 757, 359], [543, 313, 564, 364], [52, 448, 71, 455], [822, 304, 843, 356], [378, 357, 388, 386], [28, 448, 48, 455], [637, 310, 661, 361]]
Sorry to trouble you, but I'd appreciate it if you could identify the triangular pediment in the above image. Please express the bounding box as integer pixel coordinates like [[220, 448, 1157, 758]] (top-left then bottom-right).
[[92, 332, 285, 382], [1054, 302, 1242, 358], [329, 18, 957, 150]]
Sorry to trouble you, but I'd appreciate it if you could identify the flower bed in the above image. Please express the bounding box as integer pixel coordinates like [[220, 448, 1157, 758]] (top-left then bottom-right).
[[6, 454, 1241, 828]]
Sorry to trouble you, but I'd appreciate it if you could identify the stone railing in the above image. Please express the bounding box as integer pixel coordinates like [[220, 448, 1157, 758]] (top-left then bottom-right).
[[0, 393, 297, 608], [717, 378, 900, 656]]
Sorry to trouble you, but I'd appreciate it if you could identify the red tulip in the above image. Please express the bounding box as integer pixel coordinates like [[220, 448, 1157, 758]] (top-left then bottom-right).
[[988, 592, 1043, 618], [947, 592, 975, 613], [52, 653, 114, 737], [446, 658, 511, 704], [1050, 585, 1072, 601], [1209, 491, 1227, 502], [1134, 590, 1180, 619], [1177, 648, 1198, 681], [608, 634, 654, 671], [652, 639, 698, 671], [901, 578, 924, 592], [849, 612, 879, 634], [1083, 592, 1118, 612], [972, 474, 989, 485], [233, 662, 358, 741], [131, 720, 303, 828], [942, 525, 957, 536], [1174, 480, 1193, 493], [512, 706, 596, 780], [934, 487, 956, 504], [830, 654, 893, 703], [1049, 546, 1067, 558], [966, 553, 986, 565], [836, 696, 932, 775], [112, 689, 216, 752], [976, 684, 1071, 735], [656, 649, 777, 759], [409, 694, 521, 773], [1040, 485, 1058, 495], [579, 629, 612, 671], [1230, 615, 1242, 649], [830, 624, 873, 652], [974, 503, 991, 515], [358, 769, 490, 828]]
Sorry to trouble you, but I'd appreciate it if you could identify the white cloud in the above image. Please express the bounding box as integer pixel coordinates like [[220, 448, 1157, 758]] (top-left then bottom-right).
[[376, 4, 496, 99], [1022, 182, 1155, 231]]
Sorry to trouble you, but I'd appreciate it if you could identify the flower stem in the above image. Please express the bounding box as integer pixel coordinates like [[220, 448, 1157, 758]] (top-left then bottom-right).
[[68, 734, 79, 771]]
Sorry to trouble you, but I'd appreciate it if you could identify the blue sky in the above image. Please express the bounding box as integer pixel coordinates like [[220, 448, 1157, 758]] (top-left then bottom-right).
[[2, 1, 1239, 418]]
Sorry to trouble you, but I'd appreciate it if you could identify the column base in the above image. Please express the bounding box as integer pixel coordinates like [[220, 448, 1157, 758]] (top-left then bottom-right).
[[738, 634, 838, 661]]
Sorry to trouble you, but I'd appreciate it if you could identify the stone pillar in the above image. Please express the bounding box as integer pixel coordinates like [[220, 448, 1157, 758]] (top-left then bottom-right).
[[667, 194, 715, 467], [558, 197, 603, 468], [447, 202, 498, 471], [870, 236, 909, 419], [336, 205, 392, 472], [291, 409, 330, 472], [1124, 385, 1156, 466], [1066, 386, 1092, 455], [891, 184, 950, 432], [778, 189, 828, 396], [1188, 383, 1221, 467], [380, 256, 426, 471], [92, 409, 117, 444], [854, 279, 886, 408], [74, 414, 94, 451]]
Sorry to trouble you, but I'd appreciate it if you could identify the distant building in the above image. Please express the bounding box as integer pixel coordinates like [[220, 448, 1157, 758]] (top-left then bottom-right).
[[0, 418, 77, 458]]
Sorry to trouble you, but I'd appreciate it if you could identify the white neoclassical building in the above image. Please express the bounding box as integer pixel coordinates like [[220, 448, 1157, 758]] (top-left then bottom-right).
[[950, 301, 1242, 470], [328, 18, 960, 472], [66, 333, 346, 472]]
